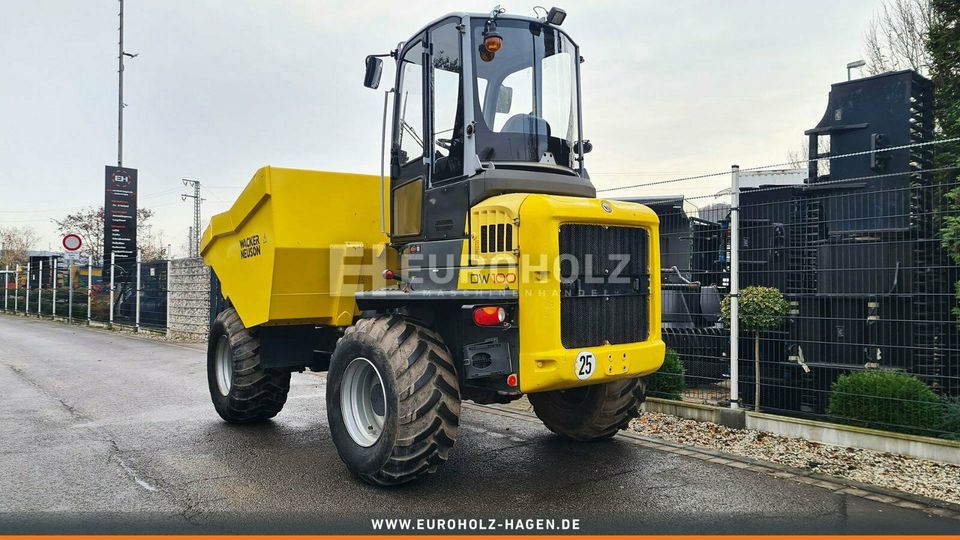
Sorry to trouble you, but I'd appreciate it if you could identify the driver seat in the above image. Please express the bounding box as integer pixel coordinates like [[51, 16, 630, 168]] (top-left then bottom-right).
[[501, 113, 551, 138]]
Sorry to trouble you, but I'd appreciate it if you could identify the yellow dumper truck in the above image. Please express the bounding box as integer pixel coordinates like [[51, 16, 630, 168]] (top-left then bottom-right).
[[200, 7, 664, 485]]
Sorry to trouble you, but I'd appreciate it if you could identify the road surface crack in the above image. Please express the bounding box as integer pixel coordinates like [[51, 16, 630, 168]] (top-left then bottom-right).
[[2, 362, 202, 526]]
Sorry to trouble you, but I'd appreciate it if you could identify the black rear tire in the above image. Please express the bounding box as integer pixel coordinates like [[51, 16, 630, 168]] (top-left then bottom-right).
[[327, 315, 460, 486], [207, 307, 290, 423], [528, 378, 645, 441]]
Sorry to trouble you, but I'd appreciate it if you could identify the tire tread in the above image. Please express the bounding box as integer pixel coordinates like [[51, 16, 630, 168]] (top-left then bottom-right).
[[209, 308, 290, 424], [344, 314, 460, 486]]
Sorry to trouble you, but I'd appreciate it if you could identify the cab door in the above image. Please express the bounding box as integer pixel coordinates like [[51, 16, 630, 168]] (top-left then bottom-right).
[[391, 35, 427, 239]]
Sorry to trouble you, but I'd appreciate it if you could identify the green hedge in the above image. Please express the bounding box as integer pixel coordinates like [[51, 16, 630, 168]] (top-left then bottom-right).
[[826, 370, 942, 435], [942, 396, 960, 440], [646, 349, 685, 401]]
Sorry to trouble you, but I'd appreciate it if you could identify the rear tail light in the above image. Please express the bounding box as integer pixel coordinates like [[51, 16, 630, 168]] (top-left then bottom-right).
[[473, 306, 506, 326]]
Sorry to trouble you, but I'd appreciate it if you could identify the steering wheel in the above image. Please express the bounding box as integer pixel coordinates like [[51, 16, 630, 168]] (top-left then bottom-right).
[[436, 138, 453, 150]]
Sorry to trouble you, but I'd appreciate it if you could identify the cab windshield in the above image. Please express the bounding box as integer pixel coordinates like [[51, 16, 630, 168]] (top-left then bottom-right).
[[471, 18, 581, 170]]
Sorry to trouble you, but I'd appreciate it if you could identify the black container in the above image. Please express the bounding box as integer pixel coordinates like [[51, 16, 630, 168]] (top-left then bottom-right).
[[663, 326, 729, 384]]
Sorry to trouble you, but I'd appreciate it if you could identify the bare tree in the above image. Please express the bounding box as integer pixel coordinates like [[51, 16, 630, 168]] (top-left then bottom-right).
[[136, 208, 169, 262], [52, 207, 104, 264], [786, 137, 832, 177], [786, 144, 809, 169], [52, 206, 164, 263], [864, 0, 932, 76], [0, 226, 41, 269]]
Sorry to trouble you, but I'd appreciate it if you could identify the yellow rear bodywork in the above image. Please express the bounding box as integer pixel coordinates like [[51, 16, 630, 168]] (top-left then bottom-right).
[[466, 194, 665, 394], [199, 167, 390, 328]]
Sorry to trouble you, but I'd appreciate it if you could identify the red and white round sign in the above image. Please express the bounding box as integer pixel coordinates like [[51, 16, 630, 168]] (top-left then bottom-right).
[[62, 234, 83, 252]]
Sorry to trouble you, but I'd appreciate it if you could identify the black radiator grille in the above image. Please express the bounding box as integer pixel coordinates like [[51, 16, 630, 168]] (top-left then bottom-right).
[[559, 224, 650, 348]]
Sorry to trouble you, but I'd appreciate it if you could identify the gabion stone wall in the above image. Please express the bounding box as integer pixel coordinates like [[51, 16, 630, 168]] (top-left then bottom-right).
[[167, 258, 210, 342]]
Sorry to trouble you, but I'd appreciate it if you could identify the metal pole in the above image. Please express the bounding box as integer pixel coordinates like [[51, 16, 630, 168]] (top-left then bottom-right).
[[109, 252, 116, 326], [3, 265, 8, 312], [68, 261, 73, 322], [25, 262, 30, 314], [14, 265, 19, 312], [37, 259, 43, 316], [181, 180, 202, 257], [379, 89, 392, 235], [87, 257, 92, 322], [52, 258, 57, 318], [135, 252, 141, 330], [165, 259, 171, 337], [118, 0, 124, 167], [729, 165, 741, 409]]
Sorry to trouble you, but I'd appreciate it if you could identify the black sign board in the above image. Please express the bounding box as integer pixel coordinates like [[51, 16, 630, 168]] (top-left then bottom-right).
[[103, 166, 138, 265]]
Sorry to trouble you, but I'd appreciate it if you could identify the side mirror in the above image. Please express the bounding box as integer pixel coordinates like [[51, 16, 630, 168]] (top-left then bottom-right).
[[575, 139, 593, 154], [496, 85, 513, 114], [363, 56, 383, 89]]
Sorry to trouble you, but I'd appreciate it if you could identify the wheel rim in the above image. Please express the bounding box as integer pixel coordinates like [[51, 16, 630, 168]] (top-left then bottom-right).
[[215, 335, 233, 396], [341, 357, 387, 447]]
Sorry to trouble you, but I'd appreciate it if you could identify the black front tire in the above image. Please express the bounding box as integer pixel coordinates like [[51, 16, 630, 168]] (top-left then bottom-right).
[[327, 315, 460, 486], [529, 378, 645, 441], [207, 307, 291, 423]]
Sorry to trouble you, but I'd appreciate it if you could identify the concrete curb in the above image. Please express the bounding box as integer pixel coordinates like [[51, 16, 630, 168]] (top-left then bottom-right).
[[644, 397, 960, 466], [469, 402, 960, 522]]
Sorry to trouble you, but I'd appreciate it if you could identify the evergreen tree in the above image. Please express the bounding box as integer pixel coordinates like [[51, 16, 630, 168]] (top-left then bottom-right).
[[934, 1, 960, 314]]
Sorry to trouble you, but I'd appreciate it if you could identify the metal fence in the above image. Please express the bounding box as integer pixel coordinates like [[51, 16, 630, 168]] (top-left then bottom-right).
[[605, 134, 960, 441], [1, 256, 179, 333]]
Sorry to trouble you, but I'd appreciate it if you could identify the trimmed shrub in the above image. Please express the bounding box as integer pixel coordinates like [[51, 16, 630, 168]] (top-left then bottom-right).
[[826, 370, 942, 435], [720, 286, 789, 411], [720, 286, 790, 331], [941, 396, 960, 440], [646, 349, 685, 401]]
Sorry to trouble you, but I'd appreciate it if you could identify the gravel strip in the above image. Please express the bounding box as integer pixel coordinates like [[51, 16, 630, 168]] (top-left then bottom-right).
[[629, 412, 960, 505]]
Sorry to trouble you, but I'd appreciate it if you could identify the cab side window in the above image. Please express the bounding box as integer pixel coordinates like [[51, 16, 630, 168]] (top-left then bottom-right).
[[398, 42, 425, 166], [430, 21, 464, 183]]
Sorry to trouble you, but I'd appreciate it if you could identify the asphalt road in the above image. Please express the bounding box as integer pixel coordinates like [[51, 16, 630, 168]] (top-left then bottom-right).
[[0, 315, 957, 534]]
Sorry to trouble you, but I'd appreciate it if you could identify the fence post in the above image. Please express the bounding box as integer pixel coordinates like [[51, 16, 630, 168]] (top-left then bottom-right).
[[14, 265, 20, 312], [68, 261, 73, 322], [37, 259, 42, 316], [109, 252, 115, 326], [52, 258, 57, 318], [25, 262, 31, 314], [166, 259, 172, 338], [3, 265, 8, 312], [135, 252, 141, 331], [729, 164, 741, 409], [87, 257, 92, 322]]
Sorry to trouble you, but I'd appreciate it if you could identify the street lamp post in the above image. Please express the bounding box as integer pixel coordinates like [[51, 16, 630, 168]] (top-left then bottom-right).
[[847, 59, 866, 81]]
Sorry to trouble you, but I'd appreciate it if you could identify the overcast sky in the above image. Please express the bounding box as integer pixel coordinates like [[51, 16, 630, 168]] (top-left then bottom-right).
[[1, 0, 884, 256]]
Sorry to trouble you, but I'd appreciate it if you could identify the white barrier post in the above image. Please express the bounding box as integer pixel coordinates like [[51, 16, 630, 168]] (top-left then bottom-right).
[[52, 258, 57, 318], [165, 260, 172, 338], [14, 265, 20, 312], [68, 261, 74, 322], [87, 257, 92, 322], [109, 252, 115, 326], [729, 165, 741, 409], [37, 259, 42, 316], [25, 262, 31, 314], [135, 252, 141, 331]]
